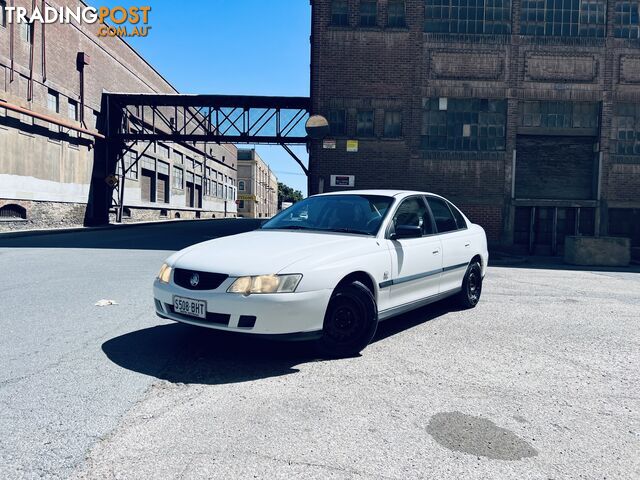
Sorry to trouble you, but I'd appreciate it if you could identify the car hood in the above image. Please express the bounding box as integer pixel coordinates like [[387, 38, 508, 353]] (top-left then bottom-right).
[[168, 229, 380, 276]]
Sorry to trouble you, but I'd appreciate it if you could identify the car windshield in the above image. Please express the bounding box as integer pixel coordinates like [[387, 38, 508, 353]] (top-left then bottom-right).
[[262, 194, 395, 236]]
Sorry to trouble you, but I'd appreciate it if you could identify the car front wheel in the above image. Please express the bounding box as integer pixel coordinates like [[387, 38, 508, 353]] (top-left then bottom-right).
[[457, 261, 483, 309], [316, 280, 378, 358]]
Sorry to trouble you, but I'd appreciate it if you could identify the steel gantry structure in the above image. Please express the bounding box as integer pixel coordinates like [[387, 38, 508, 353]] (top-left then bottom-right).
[[101, 93, 312, 223]]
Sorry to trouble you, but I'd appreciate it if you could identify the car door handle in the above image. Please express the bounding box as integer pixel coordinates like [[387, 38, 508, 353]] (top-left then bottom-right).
[[432, 250, 440, 255], [464, 243, 470, 248]]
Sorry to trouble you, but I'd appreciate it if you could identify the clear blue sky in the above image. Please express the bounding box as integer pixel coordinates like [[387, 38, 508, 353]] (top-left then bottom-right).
[[93, 1, 311, 195]]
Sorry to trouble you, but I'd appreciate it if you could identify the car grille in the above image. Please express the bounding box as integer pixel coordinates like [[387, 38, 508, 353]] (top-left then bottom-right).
[[165, 304, 231, 326], [173, 269, 228, 291]]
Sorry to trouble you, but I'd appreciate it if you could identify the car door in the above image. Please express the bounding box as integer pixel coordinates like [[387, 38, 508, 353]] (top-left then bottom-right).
[[383, 196, 443, 310], [425, 196, 471, 294]]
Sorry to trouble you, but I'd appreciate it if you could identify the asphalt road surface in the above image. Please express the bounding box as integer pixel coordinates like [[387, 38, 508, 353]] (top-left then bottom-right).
[[0, 220, 638, 479]]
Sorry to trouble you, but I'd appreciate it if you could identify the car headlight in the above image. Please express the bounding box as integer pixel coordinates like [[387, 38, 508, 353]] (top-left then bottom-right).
[[157, 263, 172, 284], [227, 274, 302, 295]]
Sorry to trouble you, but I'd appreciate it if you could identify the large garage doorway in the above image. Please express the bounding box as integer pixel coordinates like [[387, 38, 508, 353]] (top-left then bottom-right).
[[513, 101, 601, 255], [513, 135, 599, 255]]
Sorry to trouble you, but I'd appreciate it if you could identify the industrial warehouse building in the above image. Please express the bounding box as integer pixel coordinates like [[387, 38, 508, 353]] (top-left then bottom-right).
[[237, 148, 279, 218], [309, 0, 640, 255], [0, 0, 238, 232]]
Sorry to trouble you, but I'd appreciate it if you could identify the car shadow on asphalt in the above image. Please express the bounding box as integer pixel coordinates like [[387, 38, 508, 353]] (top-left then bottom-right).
[[101, 299, 458, 385]]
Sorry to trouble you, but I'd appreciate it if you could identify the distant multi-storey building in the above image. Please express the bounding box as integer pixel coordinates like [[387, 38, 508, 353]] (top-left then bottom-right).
[[237, 149, 278, 218], [309, 0, 640, 255], [0, 0, 237, 231]]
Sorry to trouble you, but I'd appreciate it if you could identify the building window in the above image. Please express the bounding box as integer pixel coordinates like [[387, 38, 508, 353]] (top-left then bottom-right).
[[356, 110, 375, 137], [117, 152, 139, 180], [611, 103, 640, 155], [328, 109, 347, 136], [173, 166, 184, 189], [239, 200, 245, 209], [360, 1, 378, 26], [387, 0, 406, 27], [422, 98, 507, 151], [331, 0, 349, 26], [384, 111, 402, 138], [174, 151, 183, 164], [521, 101, 599, 129], [614, 1, 640, 38], [425, 0, 512, 34], [1, 0, 7, 28], [125, 152, 139, 180], [47, 90, 59, 113], [239, 180, 246, 191], [21, 21, 34, 43], [157, 143, 170, 158], [186, 156, 195, 170], [68, 100, 78, 121], [520, 0, 605, 37]]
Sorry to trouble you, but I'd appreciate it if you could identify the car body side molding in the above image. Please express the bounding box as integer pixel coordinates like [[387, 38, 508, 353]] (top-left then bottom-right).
[[378, 262, 469, 289]]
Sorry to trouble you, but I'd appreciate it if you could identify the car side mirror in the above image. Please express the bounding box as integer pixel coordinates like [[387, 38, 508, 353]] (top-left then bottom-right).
[[391, 225, 422, 240]]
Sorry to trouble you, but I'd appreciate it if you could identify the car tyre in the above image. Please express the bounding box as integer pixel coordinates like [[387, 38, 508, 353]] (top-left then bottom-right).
[[457, 261, 483, 309], [316, 281, 378, 358]]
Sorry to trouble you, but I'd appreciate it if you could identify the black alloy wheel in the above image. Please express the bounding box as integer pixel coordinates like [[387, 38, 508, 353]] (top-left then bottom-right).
[[457, 261, 483, 309], [317, 281, 378, 358]]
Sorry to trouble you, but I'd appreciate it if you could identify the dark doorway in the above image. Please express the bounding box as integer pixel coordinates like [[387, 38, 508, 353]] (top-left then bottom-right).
[[157, 173, 169, 204], [195, 185, 203, 209], [141, 169, 156, 203], [186, 182, 195, 208], [514, 206, 596, 255]]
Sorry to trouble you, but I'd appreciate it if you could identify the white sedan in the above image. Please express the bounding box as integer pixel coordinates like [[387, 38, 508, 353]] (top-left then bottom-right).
[[154, 190, 488, 357]]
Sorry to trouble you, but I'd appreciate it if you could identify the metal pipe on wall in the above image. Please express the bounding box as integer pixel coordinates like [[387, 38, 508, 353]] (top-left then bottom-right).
[[41, 0, 47, 82], [9, 0, 15, 83], [0, 99, 105, 139], [28, 0, 36, 101]]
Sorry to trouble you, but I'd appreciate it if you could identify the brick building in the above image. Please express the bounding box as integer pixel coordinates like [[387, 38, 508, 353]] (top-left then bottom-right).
[[309, 0, 640, 254], [237, 148, 279, 218], [0, 0, 237, 232]]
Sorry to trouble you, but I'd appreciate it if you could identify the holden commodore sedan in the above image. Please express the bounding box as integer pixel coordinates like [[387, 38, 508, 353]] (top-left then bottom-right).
[[154, 190, 488, 357]]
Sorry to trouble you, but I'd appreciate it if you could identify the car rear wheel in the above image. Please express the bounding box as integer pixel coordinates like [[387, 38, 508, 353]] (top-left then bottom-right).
[[457, 261, 483, 309], [316, 281, 378, 358]]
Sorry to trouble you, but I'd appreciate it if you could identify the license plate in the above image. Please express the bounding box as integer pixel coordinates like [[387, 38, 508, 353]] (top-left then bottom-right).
[[173, 296, 207, 319]]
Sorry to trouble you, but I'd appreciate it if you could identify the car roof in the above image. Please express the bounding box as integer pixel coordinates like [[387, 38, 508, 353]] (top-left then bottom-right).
[[315, 189, 440, 199]]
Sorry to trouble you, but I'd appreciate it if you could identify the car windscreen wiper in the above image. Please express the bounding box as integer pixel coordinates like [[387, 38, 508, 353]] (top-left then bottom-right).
[[323, 228, 373, 236], [267, 225, 315, 230]]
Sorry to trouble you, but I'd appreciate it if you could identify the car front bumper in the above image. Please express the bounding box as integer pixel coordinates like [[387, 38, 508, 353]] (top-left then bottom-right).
[[153, 280, 332, 336]]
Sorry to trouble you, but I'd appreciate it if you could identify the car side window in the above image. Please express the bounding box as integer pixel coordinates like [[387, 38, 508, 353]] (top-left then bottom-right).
[[447, 201, 467, 230], [426, 197, 458, 234], [391, 197, 433, 236]]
